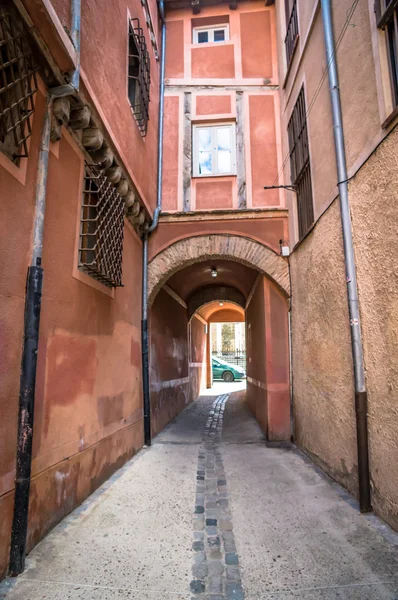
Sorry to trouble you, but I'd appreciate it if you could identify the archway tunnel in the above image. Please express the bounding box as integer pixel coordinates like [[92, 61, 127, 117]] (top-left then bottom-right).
[[148, 254, 290, 442]]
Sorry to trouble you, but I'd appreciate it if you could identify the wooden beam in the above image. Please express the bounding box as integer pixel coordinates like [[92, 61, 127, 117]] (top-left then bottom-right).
[[229, 0, 237, 9], [265, 0, 275, 5], [191, 0, 201, 14]]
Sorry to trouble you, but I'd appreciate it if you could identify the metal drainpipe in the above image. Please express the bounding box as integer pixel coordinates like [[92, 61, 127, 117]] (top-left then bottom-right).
[[9, 0, 82, 576], [141, 0, 166, 447], [320, 0, 371, 512]]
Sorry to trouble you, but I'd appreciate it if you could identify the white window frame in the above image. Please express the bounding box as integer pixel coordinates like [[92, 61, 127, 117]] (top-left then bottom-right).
[[193, 123, 236, 177], [193, 24, 230, 44]]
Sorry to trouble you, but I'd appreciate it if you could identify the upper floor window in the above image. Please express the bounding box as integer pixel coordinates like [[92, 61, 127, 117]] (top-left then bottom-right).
[[0, 8, 38, 163], [79, 164, 125, 288], [284, 0, 298, 67], [375, 0, 398, 108], [288, 87, 314, 240], [128, 18, 150, 137], [193, 24, 229, 44], [193, 124, 236, 177]]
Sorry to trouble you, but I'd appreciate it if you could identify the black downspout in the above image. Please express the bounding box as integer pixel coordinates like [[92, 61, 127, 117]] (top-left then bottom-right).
[[9, 99, 51, 576], [9, 0, 82, 574], [141, 0, 166, 446]]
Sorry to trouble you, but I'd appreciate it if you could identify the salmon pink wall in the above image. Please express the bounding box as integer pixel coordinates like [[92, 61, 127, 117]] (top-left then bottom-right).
[[246, 277, 290, 441], [149, 216, 288, 260], [0, 88, 47, 581], [0, 100, 145, 576], [165, 20, 185, 78], [163, 96, 180, 211], [195, 180, 234, 210], [50, 0, 161, 214], [192, 44, 235, 79], [150, 289, 189, 436], [240, 11, 273, 78], [190, 315, 207, 402], [248, 94, 279, 207], [196, 95, 232, 115]]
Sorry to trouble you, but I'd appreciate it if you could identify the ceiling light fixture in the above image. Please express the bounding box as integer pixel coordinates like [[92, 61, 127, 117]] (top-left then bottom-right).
[[211, 267, 218, 278], [219, 301, 224, 306]]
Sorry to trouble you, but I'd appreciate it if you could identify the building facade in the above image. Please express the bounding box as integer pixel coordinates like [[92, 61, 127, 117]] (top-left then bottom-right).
[[0, 0, 398, 582], [274, 0, 398, 531]]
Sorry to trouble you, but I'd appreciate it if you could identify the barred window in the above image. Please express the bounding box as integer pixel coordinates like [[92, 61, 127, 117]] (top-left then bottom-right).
[[288, 87, 314, 240], [128, 18, 150, 137], [79, 165, 125, 288], [375, 0, 398, 108], [0, 7, 38, 163], [284, 0, 298, 67]]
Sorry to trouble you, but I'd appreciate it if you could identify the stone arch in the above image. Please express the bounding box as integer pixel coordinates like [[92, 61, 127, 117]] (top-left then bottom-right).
[[188, 286, 245, 320], [148, 234, 290, 306]]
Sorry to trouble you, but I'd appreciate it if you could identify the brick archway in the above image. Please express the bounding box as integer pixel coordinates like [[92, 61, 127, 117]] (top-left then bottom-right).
[[148, 234, 290, 306]]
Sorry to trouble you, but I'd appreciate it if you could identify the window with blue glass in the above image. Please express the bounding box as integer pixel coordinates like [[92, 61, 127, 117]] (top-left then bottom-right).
[[193, 124, 236, 177]]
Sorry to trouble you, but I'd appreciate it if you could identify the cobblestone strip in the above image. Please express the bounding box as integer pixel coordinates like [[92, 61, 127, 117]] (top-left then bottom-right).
[[191, 394, 244, 600]]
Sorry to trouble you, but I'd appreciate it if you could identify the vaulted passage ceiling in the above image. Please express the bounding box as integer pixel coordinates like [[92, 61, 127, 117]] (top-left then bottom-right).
[[166, 259, 258, 302]]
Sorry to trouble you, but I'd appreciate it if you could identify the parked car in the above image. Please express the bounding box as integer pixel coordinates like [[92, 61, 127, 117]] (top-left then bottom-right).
[[212, 357, 246, 382]]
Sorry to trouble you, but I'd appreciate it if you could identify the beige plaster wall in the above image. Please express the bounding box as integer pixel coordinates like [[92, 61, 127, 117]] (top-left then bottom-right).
[[277, 0, 384, 247], [349, 129, 398, 530], [290, 199, 358, 496]]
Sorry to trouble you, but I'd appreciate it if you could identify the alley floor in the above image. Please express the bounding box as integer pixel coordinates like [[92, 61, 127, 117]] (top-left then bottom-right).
[[1, 385, 398, 600]]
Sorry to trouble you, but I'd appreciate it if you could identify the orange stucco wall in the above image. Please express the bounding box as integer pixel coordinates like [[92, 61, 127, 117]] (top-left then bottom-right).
[[49, 0, 160, 214], [246, 277, 290, 441], [149, 215, 288, 260], [192, 44, 235, 79], [163, 96, 180, 211], [240, 11, 273, 78], [195, 179, 233, 210], [0, 87, 145, 577], [249, 94, 279, 207], [196, 95, 232, 115], [165, 20, 185, 78]]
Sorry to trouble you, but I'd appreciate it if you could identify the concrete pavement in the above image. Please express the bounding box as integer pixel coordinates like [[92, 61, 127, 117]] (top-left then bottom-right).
[[1, 385, 398, 599]]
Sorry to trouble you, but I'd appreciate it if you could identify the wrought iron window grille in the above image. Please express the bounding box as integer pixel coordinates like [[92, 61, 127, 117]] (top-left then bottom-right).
[[128, 18, 150, 137], [0, 6, 39, 163], [288, 86, 314, 240], [79, 164, 125, 288], [284, 0, 299, 67]]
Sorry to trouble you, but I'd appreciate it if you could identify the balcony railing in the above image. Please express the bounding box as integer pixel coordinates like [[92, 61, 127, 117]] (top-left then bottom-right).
[[284, 0, 299, 67]]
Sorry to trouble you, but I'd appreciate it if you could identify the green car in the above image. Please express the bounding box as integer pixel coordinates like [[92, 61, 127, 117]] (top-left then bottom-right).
[[212, 357, 246, 382]]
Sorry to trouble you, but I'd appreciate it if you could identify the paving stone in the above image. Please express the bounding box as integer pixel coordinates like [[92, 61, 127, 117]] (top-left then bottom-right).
[[208, 576, 223, 594], [195, 505, 205, 514], [226, 566, 240, 581], [192, 563, 208, 579], [194, 531, 204, 541], [222, 531, 234, 542], [206, 518, 217, 526], [208, 560, 224, 576], [193, 541, 205, 552], [226, 582, 244, 600], [223, 540, 236, 553], [194, 516, 204, 531], [190, 580, 206, 594], [193, 551, 207, 564], [207, 536, 220, 548], [225, 553, 239, 565], [206, 595, 225, 600], [206, 526, 218, 535], [219, 520, 233, 531], [207, 548, 222, 560]]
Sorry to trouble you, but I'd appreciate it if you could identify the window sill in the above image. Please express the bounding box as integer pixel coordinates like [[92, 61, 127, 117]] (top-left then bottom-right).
[[191, 41, 233, 49], [192, 173, 237, 179], [382, 105, 398, 129]]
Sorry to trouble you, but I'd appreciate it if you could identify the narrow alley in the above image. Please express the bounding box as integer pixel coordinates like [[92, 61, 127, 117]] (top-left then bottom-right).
[[1, 385, 397, 600]]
